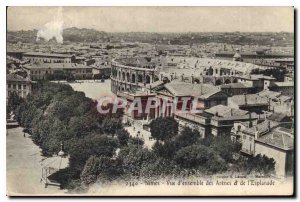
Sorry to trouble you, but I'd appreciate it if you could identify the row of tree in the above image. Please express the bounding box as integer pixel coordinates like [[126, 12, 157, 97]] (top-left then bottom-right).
[[8, 82, 276, 191]]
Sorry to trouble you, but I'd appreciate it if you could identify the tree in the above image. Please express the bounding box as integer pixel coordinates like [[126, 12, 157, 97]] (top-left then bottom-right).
[[174, 144, 227, 173], [116, 129, 130, 146], [67, 133, 119, 173], [210, 135, 242, 163], [251, 68, 288, 82], [7, 92, 24, 114], [118, 145, 155, 178], [80, 155, 123, 185], [149, 117, 178, 141], [175, 126, 201, 148], [174, 144, 214, 168], [245, 154, 276, 175], [101, 118, 123, 135], [152, 140, 177, 160], [128, 137, 144, 146]]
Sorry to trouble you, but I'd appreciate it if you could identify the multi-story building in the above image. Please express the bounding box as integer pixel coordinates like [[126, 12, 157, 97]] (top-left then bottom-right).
[[228, 94, 270, 114], [175, 104, 258, 138], [23, 63, 93, 80], [238, 121, 294, 177], [7, 74, 32, 99], [257, 90, 294, 117], [236, 74, 276, 92], [218, 83, 255, 96], [269, 82, 294, 97], [23, 52, 76, 63]]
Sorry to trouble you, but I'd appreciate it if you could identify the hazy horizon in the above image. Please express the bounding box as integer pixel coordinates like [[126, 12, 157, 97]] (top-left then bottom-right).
[[7, 7, 294, 33]]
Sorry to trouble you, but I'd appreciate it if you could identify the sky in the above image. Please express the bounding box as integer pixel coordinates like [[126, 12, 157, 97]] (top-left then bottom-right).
[[7, 6, 294, 33]]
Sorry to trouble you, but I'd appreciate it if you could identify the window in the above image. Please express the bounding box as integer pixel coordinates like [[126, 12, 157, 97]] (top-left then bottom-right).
[[23, 85, 26, 89], [249, 137, 253, 141], [18, 84, 21, 89], [237, 125, 241, 131], [8, 84, 11, 88], [13, 84, 16, 89]]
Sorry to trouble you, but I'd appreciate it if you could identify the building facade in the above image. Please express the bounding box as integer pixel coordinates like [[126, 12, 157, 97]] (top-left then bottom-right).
[[23, 63, 93, 80], [7, 74, 32, 99], [111, 58, 157, 94], [23, 52, 75, 63]]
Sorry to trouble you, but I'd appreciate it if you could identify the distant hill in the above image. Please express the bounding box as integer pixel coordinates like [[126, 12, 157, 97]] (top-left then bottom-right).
[[63, 27, 109, 42], [7, 27, 110, 43], [7, 27, 294, 47]]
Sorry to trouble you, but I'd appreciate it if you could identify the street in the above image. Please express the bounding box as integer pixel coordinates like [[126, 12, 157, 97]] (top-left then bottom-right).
[[6, 127, 66, 196]]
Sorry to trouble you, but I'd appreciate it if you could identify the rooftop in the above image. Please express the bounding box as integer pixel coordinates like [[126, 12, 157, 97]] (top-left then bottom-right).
[[205, 104, 249, 117], [267, 112, 292, 123], [23, 63, 92, 70], [23, 52, 73, 58], [7, 74, 31, 82], [273, 82, 294, 87], [163, 81, 225, 98], [256, 128, 294, 151], [237, 74, 275, 81], [220, 83, 253, 89], [229, 94, 269, 106]]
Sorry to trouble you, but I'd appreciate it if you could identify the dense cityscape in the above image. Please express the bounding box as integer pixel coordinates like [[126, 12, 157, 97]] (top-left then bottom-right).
[[7, 24, 294, 194]]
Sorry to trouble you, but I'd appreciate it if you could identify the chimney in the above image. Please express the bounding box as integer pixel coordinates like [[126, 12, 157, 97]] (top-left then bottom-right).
[[181, 74, 184, 81], [268, 120, 271, 131], [191, 74, 194, 83], [170, 74, 174, 81], [255, 126, 259, 139], [230, 108, 233, 116]]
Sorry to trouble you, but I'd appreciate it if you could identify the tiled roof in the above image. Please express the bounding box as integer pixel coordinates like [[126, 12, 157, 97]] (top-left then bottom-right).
[[220, 83, 252, 89], [7, 74, 31, 82], [23, 63, 92, 70], [205, 104, 249, 117], [257, 129, 294, 150], [242, 120, 271, 136], [267, 113, 290, 122], [258, 90, 282, 99], [229, 94, 269, 106], [273, 82, 294, 87], [237, 74, 275, 81], [164, 81, 224, 98], [23, 52, 73, 58]]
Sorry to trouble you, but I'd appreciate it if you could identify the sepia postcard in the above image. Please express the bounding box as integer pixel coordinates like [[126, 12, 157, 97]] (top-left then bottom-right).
[[6, 6, 295, 196]]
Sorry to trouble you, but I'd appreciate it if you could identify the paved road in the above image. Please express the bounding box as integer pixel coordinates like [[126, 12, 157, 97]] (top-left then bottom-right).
[[6, 127, 66, 196], [125, 124, 155, 149]]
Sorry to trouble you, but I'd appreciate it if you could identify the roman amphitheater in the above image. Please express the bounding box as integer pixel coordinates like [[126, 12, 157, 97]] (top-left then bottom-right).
[[111, 56, 268, 94]]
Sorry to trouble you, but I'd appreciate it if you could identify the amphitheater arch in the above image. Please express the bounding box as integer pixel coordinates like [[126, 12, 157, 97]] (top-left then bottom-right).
[[224, 79, 231, 84], [126, 72, 130, 82], [163, 77, 170, 83], [145, 75, 151, 84], [194, 78, 200, 84], [122, 72, 125, 81], [131, 73, 136, 83], [215, 79, 222, 86], [138, 74, 143, 83]]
